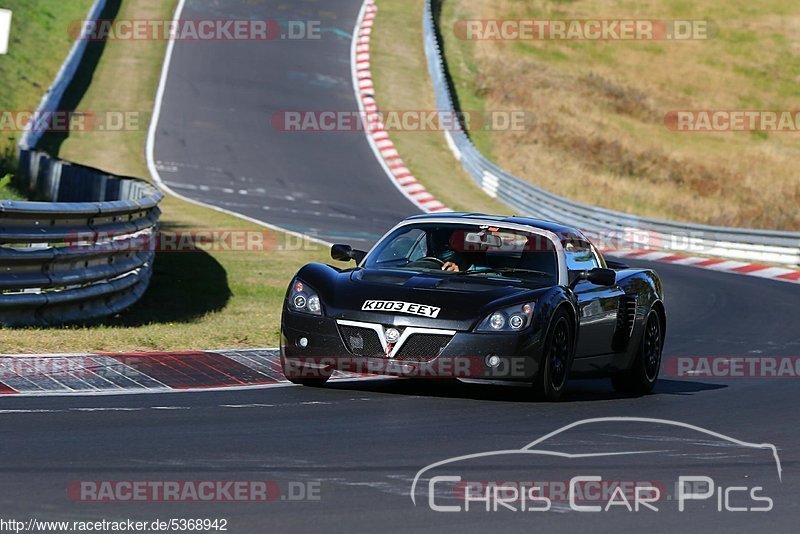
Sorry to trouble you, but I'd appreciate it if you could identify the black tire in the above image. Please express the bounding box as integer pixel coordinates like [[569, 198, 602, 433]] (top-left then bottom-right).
[[611, 309, 663, 395], [286, 375, 330, 387], [533, 310, 574, 402], [281, 357, 331, 387]]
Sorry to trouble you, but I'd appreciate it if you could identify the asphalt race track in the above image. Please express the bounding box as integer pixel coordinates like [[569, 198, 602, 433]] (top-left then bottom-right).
[[2, 0, 799, 531], [149, 0, 418, 247]]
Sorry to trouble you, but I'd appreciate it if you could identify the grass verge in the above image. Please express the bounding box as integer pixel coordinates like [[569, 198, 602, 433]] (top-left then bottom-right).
[[0, 173, 25, 200], [0, 0, 329, 353], [369, 0, 509, 215], [0, 0, 94, 195]]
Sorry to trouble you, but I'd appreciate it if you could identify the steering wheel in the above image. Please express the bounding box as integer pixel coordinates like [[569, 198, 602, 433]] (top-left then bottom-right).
[[409, 256, 446, 268]]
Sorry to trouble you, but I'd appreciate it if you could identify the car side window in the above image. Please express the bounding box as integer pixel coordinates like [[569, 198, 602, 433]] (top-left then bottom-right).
[[564, 240, 599, 272], [374, 229, 426, 264]]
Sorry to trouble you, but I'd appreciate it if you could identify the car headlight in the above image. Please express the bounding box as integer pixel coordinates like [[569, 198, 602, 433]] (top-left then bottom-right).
[[476, 302, 534, 332], [288, 279, 322, 316]]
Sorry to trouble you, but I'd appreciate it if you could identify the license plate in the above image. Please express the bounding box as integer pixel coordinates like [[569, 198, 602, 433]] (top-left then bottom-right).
[[362, 300, 441, 318]]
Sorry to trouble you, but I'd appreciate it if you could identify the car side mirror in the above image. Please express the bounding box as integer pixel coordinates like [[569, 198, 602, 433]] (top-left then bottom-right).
[[605, 260, 629, 270], [331, 244, 367, 263], [587, 267, 616, 286], [570, 268, 617, 288]]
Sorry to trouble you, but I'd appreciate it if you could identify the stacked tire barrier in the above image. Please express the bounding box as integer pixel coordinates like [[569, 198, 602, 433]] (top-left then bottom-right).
[[0, 0, 162, 326], [421, 0, 800, 267]]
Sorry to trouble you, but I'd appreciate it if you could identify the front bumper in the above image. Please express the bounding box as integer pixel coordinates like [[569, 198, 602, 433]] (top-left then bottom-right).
[[280, 311, 546, 381]]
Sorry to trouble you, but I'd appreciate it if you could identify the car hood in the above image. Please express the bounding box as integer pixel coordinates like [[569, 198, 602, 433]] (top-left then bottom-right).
[[294, 264, 553, 330]]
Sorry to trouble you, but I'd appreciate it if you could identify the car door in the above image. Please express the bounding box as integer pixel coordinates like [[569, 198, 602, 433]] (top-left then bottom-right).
[[566, 242, 624, 357]]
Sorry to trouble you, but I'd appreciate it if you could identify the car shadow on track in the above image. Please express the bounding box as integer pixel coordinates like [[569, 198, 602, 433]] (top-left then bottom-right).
[[323, 377, 726, 403]]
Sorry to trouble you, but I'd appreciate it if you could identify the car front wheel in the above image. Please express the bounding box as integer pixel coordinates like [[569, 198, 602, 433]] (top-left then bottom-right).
[[286, 375, 331, 387], [281, 357, 332, 387], [534, 311, 574, 402]]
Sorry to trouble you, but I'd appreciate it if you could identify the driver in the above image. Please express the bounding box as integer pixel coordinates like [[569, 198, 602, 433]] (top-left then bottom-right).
[[430, 229, 487, 272], [428, 229, 461, 271]]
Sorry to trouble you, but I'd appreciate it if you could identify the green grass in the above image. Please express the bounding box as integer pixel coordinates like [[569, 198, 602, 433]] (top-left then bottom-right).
[[0, 0, 95, 191], [0, 173, 25, 200], [438, 0, 495, 159], [368, 0, 508, 215], [430, 0, 800, 230], [0, 0, 330, 353], [513, 41, 569, 62]]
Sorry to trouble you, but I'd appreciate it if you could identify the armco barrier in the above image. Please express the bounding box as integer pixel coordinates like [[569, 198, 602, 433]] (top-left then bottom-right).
[[421, 0, 800, 266], [1, 151, 162, 326], [1, 0, 162, 326]]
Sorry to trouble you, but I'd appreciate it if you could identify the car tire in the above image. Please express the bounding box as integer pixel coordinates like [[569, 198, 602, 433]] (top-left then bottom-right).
[[281, 357, 332, 387], [533, 310, 574, 402], [611, 309, 663, 396], [286, 375, 331, 387]]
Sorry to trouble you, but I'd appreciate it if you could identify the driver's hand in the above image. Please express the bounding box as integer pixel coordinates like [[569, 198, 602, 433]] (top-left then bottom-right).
[[442, 261, 460, 272]]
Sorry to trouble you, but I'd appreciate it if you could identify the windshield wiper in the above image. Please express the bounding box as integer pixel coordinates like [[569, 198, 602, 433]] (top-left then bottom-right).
[[455, 267, 552, 277]]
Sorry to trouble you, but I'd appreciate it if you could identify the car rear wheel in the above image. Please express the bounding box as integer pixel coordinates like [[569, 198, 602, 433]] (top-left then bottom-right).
[[611, 309, 663, 395], [534, 311, 573, 402]]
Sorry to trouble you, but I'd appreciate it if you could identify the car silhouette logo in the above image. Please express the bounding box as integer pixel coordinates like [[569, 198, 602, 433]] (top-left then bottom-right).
[[410, 416, 783, 505]]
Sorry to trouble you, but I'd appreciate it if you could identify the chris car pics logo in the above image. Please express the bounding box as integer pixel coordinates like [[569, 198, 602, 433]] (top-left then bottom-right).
[[0, 9, 11, 55], [411, 417, 782, 513]]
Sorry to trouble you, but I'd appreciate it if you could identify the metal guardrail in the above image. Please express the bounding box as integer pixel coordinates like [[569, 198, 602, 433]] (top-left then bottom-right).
[[421, 0, 800, 266], [19, 0, 107, 149], [0, 0, 162, 326]]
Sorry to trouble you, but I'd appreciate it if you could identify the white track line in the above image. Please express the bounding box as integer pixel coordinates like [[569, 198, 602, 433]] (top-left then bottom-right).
[[145, 0, 332, 249]]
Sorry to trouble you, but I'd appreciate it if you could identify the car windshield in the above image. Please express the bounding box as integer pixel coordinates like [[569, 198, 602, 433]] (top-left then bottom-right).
[[364, 223, 559, 284]]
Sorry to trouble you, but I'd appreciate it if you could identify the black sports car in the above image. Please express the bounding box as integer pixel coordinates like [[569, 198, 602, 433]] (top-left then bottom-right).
[[280, 213, 665, 400]]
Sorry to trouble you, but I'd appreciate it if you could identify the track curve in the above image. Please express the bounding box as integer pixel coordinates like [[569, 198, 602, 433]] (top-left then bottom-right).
[[149, 0, 418, 247], [2, 0, 799, 531]]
